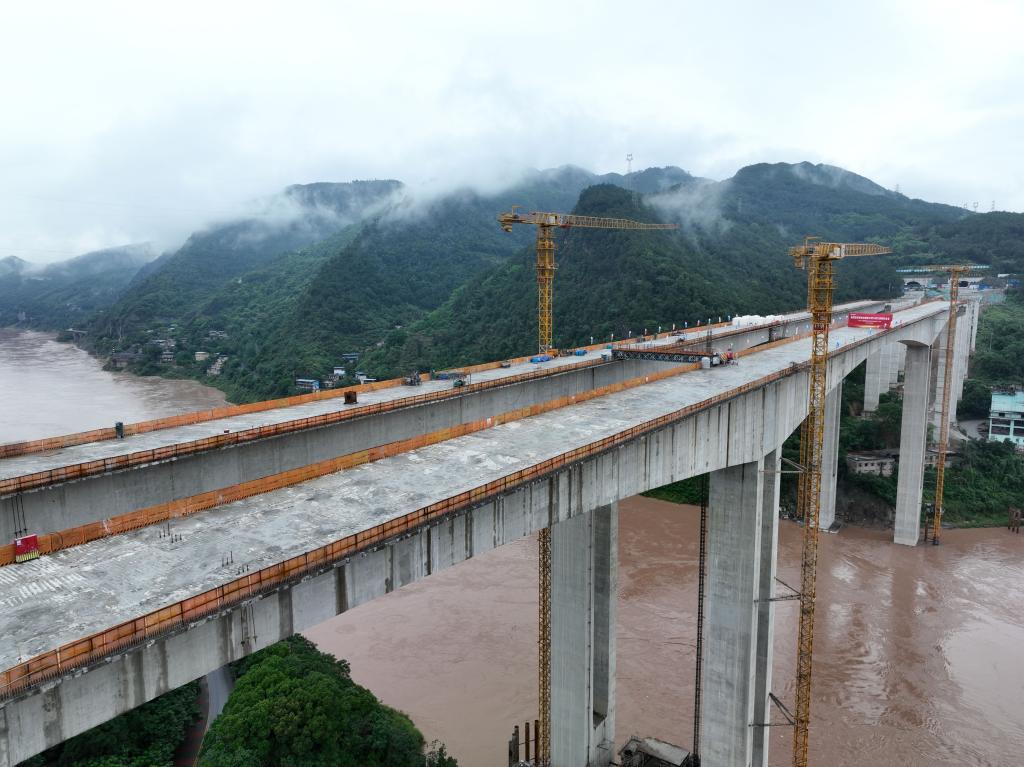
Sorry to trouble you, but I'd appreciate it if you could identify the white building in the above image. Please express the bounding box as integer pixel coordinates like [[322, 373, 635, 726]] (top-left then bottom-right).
[[988, 392, 1024, 449]]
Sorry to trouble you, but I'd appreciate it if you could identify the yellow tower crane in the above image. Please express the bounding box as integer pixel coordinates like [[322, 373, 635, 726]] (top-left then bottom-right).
[[498, 208, 679, 353], [789, 238, 892, 767], [498, 207, 677, 765], [899, 264, 985, 544]]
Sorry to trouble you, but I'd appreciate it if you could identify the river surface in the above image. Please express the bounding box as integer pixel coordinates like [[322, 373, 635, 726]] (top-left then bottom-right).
[[307, 498, 1024, 767], [2, 330, 1021, 766], [0, 329, 226, 442]]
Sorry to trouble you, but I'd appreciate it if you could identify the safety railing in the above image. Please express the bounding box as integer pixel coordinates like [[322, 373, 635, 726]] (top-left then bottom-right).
[[0, 357, 609, 497], [0, 303, 946, 700], [0, 356, 707, 565], [0, 353, 795, 701], [0, 321, 748, 461]]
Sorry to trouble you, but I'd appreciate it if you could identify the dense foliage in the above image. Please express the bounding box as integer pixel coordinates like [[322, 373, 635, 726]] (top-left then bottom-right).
[[88, 181, 403, 346], [198, 636, 457, 767], [960, 289, 1024, 395], [19, 682, 200, 767], [953, 288, 1024, 419]]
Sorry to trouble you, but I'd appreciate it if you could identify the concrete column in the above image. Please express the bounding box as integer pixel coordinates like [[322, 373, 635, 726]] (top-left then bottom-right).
[[931, 329, 949, 431], [969, 299, 980, 352], [953, 310, 970, 406], [551, 503, 617, 767], [751, 449, 781, 767], [818, 382, 843, 531], [897, 344, 907, 377], [886, 342, 900, 387], [864, 350, 885, 413], [895, 343, 932, 546], [702, 458, 765, 767]]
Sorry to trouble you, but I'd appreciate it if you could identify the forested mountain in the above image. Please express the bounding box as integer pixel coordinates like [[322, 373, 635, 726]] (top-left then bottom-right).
[[86, 165, 694, 400], [18, 160, 1024, 403], [0, 245, 154, 328], [357, 164, 977, 376], [89, 179, 403, 343]]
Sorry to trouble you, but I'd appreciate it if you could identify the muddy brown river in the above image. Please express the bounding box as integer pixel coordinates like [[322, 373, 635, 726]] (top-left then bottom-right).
[[307, 497, 1024, 766], [0, 329, 226, 441]]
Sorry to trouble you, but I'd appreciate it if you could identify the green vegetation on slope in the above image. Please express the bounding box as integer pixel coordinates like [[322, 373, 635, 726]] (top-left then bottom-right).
[[199, 636, 457, 767], [18, 682, 199, 767], [957, 289, 1024, 419], [89, 180, 403, 347], [359, 159, 997, 380], [51, 161, 1024, 404]]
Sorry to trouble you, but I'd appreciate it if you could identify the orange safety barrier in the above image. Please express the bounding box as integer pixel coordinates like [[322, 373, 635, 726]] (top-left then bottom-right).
[[0, 320, 751, 461], [0, 307, 948, 700], [0, 306, 946, 699], [0, 357, 609, 497], [0, 346, 809, 701], [0, 355, 707, 566]]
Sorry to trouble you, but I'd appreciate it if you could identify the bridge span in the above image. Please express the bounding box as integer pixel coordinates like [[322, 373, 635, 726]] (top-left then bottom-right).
[[0, 296, 978, 767]]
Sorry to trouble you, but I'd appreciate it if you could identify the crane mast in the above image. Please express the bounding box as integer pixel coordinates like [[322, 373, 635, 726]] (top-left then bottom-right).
[[498, 206, 677, 765], [788, 239, 892, 767]]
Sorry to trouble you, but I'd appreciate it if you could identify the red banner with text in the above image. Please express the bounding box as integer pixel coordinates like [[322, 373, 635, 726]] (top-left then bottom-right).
[[848, 312, 893, 329]]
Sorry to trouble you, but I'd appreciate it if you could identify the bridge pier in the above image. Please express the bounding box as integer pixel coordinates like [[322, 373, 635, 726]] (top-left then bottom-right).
[[894, 342, 932, 546], [702, 453, 778, 767], [886, 341, 900, 388], [864, 350, 885, 413], [751, 449, 780, 767], [551, 503, 617, 767], [818, 383, 843, 531]]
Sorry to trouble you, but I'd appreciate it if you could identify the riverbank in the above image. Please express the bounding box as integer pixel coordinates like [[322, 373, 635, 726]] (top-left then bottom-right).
[[0, 328, 227, 442]]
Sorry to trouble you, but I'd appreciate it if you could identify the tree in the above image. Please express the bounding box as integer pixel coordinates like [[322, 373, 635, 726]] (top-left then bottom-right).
[[199, 637, 453, 767]]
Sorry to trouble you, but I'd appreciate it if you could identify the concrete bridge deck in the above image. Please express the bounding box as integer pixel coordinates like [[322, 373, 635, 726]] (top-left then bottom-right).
[[0, 301, 878, 485], [0, 300, 942, 671]]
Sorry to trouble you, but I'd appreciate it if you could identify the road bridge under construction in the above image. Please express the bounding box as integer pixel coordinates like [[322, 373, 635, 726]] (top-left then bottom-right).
[[0, 295, 980, 767]]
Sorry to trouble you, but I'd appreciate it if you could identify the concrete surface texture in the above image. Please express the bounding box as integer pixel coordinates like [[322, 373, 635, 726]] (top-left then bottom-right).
[[817, 382, 843, 531], [0, 302, 882, 483], [0, 302, 883, 544], [702, 457, 767, 767], [894, 343, 933, 546], [0, 300, 947, 673], [0, 300, 957, 766], [551, 503, 616, 766]]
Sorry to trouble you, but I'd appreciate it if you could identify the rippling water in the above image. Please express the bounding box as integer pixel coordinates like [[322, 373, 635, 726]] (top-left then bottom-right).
[[307, 497, 1024, 767], [0, 329, 226, 442]]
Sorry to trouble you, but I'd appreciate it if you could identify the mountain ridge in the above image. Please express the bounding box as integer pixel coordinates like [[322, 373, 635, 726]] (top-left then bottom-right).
[[7, 160, 1022, 403]]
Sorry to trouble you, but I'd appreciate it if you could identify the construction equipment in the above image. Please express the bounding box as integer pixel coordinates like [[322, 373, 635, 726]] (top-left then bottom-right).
[[497, 206, 676, 765], [497, 208, 678, 354], [898, 265, 986, 544], [788, 238, 892, 767]]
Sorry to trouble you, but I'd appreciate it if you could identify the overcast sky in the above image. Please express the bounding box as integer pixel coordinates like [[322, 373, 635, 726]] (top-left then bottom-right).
[[2, 0, 1022, 262]]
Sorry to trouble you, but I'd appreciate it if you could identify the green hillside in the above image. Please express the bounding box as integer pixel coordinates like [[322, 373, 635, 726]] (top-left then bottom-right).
[[90, 180, 402, 337], [130, 166, 677, 400], [357, 164, 974, 377]]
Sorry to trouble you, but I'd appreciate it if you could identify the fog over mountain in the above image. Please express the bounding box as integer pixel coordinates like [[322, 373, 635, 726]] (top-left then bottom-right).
[[1, 1, 1021, 263]]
